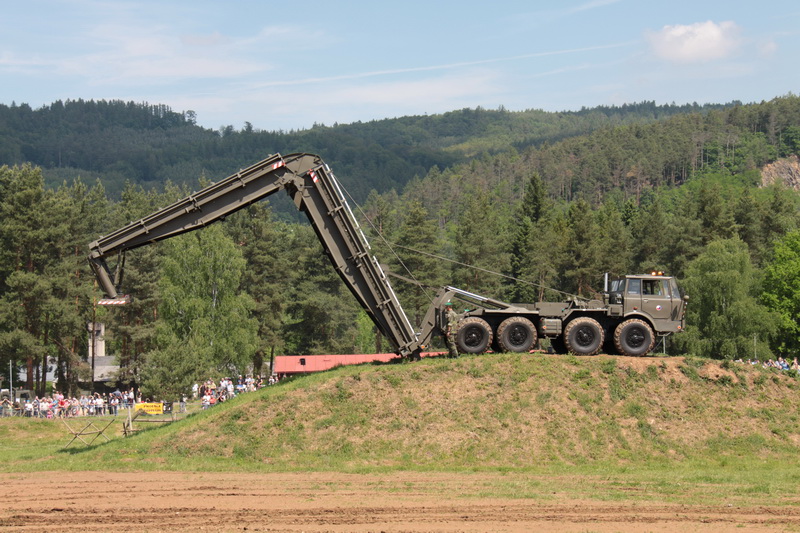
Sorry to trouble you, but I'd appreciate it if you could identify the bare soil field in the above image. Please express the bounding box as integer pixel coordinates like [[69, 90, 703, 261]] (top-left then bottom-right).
[[1, 471, 798, 532]]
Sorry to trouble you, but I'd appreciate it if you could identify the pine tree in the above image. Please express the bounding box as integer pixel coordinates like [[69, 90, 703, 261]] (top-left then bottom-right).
[[282, 224, 363, 355], [631, 199, 670, 272], [592, 202, 632, 280], [506, 172, 547, 302], [0, 168, 102, 396], [451, 186, 510, 296], [0, 166, 63, 394], [733, 188, 763, 262], [517, 214, 568, 302], [392, 200, 444, 326], [695, 182, 736, 243], [227, 204, 293, 371], [560, 199, 600, 296]]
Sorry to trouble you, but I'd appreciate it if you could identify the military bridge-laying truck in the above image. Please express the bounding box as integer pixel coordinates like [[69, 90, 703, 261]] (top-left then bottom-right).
[[89, 153, 686, 359]]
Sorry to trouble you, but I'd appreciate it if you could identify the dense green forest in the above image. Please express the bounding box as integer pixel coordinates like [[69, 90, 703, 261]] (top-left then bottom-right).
[[0, 98, 735, 204], [1, 95, 800, 399]]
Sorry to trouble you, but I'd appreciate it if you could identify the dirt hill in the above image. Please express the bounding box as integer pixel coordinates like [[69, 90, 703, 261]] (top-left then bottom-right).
[[126, 353, 800, 471]]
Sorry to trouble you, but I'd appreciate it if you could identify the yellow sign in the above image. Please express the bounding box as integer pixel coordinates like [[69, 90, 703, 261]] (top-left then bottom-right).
[[136, 402, 163, 415]]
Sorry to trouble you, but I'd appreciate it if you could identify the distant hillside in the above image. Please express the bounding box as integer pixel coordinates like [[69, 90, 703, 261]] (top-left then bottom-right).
[[400, 95, 800, 214], [0, 99, 734, 203], [80, 353, 800, 471]]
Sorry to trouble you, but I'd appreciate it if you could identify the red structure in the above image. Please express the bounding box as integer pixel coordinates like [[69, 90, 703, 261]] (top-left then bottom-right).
[[273, 353, 441, 375]]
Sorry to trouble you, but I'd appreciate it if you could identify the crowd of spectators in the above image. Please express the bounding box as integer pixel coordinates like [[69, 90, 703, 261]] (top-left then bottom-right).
[[0, 390, 137, 418], [195, 374, 283, 409], [736, 357, 800, 374], [1, 373, 287, 417]]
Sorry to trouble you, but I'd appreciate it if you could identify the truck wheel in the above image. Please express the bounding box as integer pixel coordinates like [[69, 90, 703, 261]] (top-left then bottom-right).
[[564, 317, 604, 355], [456, 317, 492, 354], [497, 316, 537, 353], [614, 319, 655, 357]]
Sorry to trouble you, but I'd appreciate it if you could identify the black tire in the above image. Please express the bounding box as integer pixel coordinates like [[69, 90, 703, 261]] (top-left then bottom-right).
[[564, 317, 604, 356], [614, 319, 655, 357], [497, 316, 537, 353], [456, 317, 492, 354]]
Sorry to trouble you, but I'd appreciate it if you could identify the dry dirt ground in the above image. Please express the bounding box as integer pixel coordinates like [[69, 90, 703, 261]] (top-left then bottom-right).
[[1, 471, 798, 532]]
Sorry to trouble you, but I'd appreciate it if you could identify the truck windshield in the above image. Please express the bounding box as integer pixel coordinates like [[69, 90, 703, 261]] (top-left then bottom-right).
[[609, 279, 625, 292]]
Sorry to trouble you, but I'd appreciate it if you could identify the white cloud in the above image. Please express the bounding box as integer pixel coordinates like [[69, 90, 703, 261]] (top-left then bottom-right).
[[646, 21, 741, 63], [212, 69, 504, 130], [0, 51, 49, 70], [758, 40, 778, 57], [53, 22, 272, 85], [568, 0, 621, 15]]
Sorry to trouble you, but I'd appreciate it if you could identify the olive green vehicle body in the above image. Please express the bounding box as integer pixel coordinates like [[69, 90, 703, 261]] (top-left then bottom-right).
[[444, 274, 686, 357]]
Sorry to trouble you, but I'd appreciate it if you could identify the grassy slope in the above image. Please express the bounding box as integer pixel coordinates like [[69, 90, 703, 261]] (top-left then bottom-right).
[[3, 354, 799, 474], [5, 354, 800, 506]]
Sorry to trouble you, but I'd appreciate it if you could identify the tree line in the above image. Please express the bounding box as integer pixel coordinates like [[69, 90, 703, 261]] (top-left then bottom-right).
[[0, 98, 741, 204], [1, 95, 800, 399]]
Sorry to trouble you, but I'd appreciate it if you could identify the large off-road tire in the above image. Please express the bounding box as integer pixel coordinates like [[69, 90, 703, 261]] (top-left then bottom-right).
[[456, 317, 493, 354], [496, 316, 537, 353], [614, 319, 655, 357], [564, 317, 604, 356]]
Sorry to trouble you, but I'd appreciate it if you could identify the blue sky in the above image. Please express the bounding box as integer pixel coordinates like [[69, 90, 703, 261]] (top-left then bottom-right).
[[2, 1, 798, 132]]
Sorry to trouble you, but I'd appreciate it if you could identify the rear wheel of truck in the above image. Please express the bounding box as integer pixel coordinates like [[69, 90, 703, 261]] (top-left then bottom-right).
[[614, 319, 655, 357], [564, 317, 604, 355], [456, 317, 492, 354], [497, 316, 537, 353]]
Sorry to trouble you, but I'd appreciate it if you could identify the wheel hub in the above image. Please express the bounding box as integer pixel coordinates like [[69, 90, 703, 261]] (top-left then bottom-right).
[[465, 327, 483, 347], [576, 327, 595, 347], [509, 326, 527, 345], [626, 329, 645, 348]]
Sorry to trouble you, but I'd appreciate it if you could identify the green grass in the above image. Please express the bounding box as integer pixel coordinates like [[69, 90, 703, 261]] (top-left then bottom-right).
[[2, 353, 800, 506]]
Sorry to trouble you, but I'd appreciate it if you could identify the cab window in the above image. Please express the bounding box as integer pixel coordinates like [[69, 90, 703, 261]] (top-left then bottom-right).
[[642, 279, 664, 296], [626, 279, 641, 295]]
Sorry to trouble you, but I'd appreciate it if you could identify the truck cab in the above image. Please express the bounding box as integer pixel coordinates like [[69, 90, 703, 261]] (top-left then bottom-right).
[[608, 274, 686, 334]]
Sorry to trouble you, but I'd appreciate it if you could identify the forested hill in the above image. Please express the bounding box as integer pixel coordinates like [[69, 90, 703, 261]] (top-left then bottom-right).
[[0, 98, 734, 201], [4, 94, 800, 398]]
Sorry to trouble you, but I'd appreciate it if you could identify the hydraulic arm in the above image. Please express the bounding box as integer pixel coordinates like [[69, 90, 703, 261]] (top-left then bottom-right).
[[89, 153, 422, 357]]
